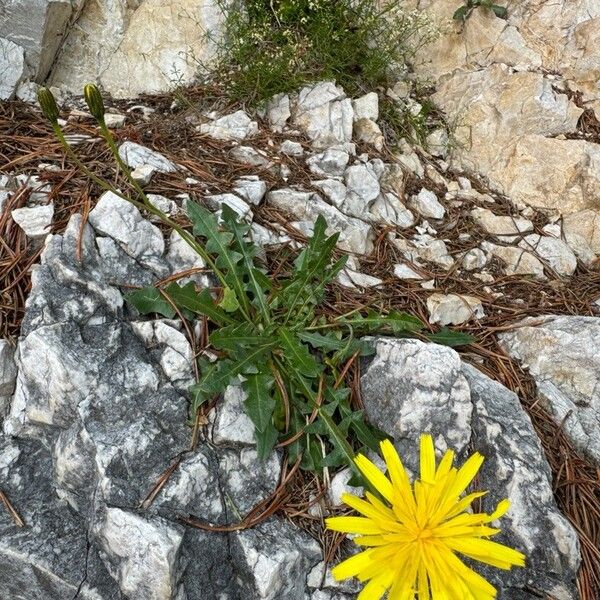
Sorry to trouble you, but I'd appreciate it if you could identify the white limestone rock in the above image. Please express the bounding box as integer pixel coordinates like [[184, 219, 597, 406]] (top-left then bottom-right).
[[369, 193, 415, 228], [481, 241, 546, 278], [88, 191, 165, 270], [411, 188, 445, 220], [307, 146, 351, 178], [118, 142, 177, 173], [462, 248, 488, 271], [471, 208, 534, 239], [353, 118, 384, 150], [11, 204, 53, 238], [518, 234, 578, 277], [268, 188, 373, 254], [96, 508, 184, 600], [292, 81, 353, 149], [211, 385, 256, 446], [200, 110, 259, 141], [233, 176, 267, 205], [231, 146, 272, 167], [206, 193, 252, 220], [352, 92, 378, 121], [427, 293, 484, 326], [50, 0, 225, 99], [0, 38, 27, 100], [499, 316, 600, 465], [393, 263, 423, 280], [280, 140, 304, 156], [265, 93, 291, 132]]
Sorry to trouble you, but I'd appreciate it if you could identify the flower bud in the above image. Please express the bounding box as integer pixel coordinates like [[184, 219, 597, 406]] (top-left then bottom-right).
[[37, 87, 60, 123], [84, 83, 106, 123]]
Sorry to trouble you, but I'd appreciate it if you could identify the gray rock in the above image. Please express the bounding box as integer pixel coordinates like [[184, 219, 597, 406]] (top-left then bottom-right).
[[231, 145, 273, 167], [0, 38, 27, 99], [265, 93, 291, 132], [89, 191, 166, 273], [361, 338, 580, 598], [0, 0, 72, 81], [481, 241, 546, 278], [200, 110, 259, 141], [411, 188, 445, 220], [10, 204, 53, 238], [233, 175, 267, 205], [369, 193, 415, 228], [352, 92, 379, 121], [499, 316, 600, 464], [0, 341, 16, 421], [268, 188, 373, 254], [233, 518, 321, 600], [118, 141, 177, 173], [218, 448, 281, 515], [427, 292, 485, 325], [0, 437, 120, 599], [462, 247, 488, 270], [21, 216, 126, 333], [518, 234, 577, 277], [293, 82, 353, 149], [307, 146, 351, 178], [471, 208, 533, 239], [2, 205, 320, 599], [206, 192, 253, 220], [281, 140, 304, 156]]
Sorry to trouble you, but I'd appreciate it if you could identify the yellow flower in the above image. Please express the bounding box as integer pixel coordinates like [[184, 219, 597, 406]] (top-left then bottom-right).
[[326, 435, 525, 599]]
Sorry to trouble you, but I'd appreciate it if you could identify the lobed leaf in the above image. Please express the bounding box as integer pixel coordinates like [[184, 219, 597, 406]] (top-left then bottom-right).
[[126, 287, 176, 318]]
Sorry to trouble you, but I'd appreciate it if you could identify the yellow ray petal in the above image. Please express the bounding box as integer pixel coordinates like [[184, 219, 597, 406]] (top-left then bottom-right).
[[341, 492, 400, 529], [331, 549, 375, 580], [420, 434, 436, 484], [447, 451, 484, 498], [354, 453, 394, 503], [448, 537, 526, 570], [380, 440, 416, 514], [357, 569, 394, 600], [325, 516, 385, 535], [435, 449, 455, 481]]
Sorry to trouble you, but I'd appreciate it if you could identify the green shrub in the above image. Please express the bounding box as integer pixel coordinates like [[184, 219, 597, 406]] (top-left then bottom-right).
[[204, 0, 438, 105]]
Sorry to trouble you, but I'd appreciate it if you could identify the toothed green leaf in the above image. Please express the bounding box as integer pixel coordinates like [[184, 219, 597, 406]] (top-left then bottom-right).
[[126, 287, 176, 318]]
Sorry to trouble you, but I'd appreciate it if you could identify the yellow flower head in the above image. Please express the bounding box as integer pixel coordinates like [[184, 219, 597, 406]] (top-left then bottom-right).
[[326, 435, 525, 599]]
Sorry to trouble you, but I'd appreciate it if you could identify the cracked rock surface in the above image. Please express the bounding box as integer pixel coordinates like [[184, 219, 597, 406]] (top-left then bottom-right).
[[499, 316, 600, 465], [0, 207, 320, 599], [360, 337, 581, 599]]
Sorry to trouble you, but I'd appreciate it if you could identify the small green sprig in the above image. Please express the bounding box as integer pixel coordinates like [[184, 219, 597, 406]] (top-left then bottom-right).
[[453, 0, 508, 22]]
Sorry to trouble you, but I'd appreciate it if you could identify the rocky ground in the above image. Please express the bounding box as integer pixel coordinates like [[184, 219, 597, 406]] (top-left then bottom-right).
[[1, 1, 600, 600]]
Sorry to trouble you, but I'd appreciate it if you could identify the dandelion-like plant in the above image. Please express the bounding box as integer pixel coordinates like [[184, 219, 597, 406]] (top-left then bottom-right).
[[326, 435, 525, 599]]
